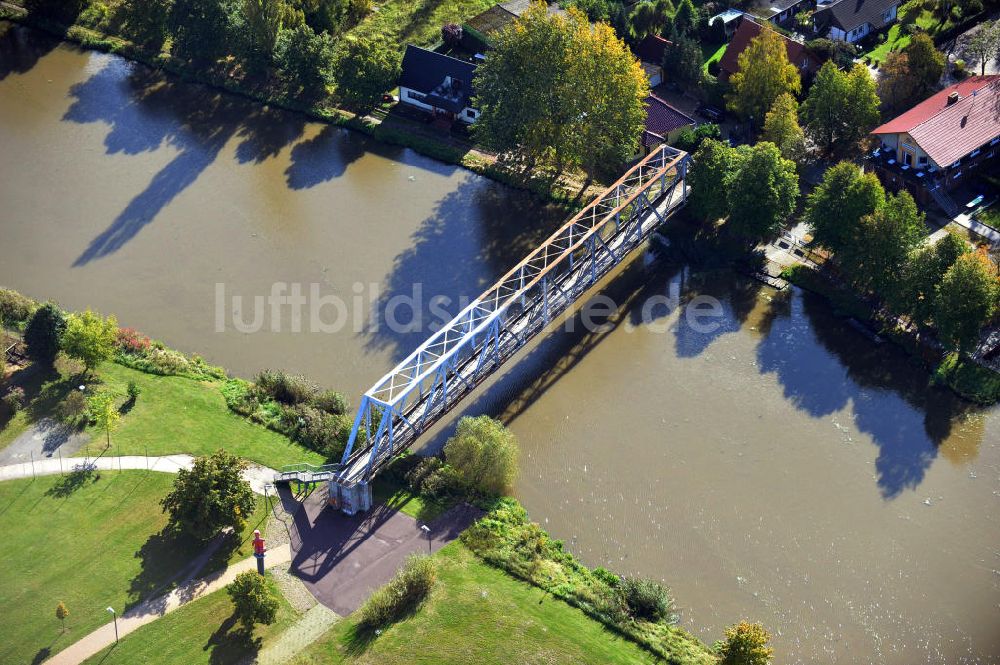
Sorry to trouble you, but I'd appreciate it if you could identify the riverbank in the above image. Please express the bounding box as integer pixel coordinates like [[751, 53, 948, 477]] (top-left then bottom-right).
[[782, 263, 1000, 405], [0, 8, 594, 210]]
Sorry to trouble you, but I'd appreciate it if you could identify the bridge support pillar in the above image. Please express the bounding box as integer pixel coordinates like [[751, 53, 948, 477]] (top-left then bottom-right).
[[329, 480, 372, 515]]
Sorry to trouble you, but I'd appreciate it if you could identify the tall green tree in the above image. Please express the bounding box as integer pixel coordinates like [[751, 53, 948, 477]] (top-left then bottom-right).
[[62, 309, 118, 375], [227, 571, 279, 630], [24, 303, 66, 368], [161, 450, 256, 540], [726, 142, 799, 243], [239, 0, 285, 73], [719, 621, 774, 665], [761, 93, 805, 163], [474, 5, 648, 177], [801, 62, 880, 156], [897, 232, 969, 323], [274, 24, 336, 98], [443, 416, 519, 497], [672, 0, 698, 37], [934, 251, 999, 352], [87, 390, 121, 450], [687, 138, 741, 223], [119, 0, 172, 50], [629, 0, 672, 40], [726, 28, 801, 126], [333, 34, 401, 111], [170, 0, 234, 62], [903, 33, 945, 99], [803, 162, 885, 255], [839, 191, 925, 297], [878, 51, 919, 112], [663, 36, 703, 89]]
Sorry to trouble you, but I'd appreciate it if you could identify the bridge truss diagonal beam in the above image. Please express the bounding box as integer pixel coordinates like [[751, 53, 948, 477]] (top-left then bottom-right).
[[336, 144, 690, 492]]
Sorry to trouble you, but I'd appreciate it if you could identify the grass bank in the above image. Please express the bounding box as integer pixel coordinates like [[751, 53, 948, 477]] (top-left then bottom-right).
[[81, 574, 299, 665], [0, 471, 268, 664], [73, 362, 324, 468], [782, 264, 1000, 405], [292, 542, 663, 665]]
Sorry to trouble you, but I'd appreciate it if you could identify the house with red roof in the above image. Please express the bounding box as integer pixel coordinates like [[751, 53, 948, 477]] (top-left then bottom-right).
[[870, 76, 1000, 205], [640, 94, 696, 154], [718, 16, 821, 82]]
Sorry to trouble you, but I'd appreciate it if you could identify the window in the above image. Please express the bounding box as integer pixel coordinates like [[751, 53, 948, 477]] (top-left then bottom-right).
[[970, 149, 980, 157], [918, 156, 928, 165], [466, 109, 478, 119], [407, 90, 427, 102], [953, 171, 962, 179]]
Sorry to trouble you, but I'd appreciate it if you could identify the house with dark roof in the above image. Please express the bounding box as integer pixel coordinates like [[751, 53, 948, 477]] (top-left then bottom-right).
[[870, 76, 1000, 205], [718, 16, 821, 82], [399, 45, 480, 124], [813, 0, 900, 43], [748, 0, 815, 26], [641, 94, 696, 154]]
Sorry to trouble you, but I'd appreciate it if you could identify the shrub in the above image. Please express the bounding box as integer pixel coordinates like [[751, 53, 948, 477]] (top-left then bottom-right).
[[227, 571, 279, 631], [442, 23, 462, 46], [0, 289, 35, 327], [254, 369, 315, 405], [126, 380, 141, 401], [443, 416, 519, 497], [619, 576, 675, 623], [57, 390, 88, 422], [287, 404, 349, 458], [312, 389, 349, 415], [2, 387, 26, 413], [118, 0, 171, 50], [116, 327, 152, 353], [161, 450, 256, 540], [357, 554, 437, 631], [24, 303, 66, 367], [718, 621, 774, 665]]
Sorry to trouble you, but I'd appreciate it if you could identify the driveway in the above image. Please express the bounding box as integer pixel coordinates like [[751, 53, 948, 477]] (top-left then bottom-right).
[[0, 417, 89, 465], [285, 488, 481, 615], [944, 13, 1000, 76]]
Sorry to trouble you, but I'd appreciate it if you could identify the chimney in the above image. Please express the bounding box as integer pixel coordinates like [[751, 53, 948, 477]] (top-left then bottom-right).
[[947, 92, 960, 105]]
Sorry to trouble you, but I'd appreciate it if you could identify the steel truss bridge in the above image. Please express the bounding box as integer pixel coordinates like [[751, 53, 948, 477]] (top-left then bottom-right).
[[276, 144, 690, 514]]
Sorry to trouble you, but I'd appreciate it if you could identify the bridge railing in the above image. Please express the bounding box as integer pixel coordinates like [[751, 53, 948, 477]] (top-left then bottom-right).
[[334, 144, 689, 507]]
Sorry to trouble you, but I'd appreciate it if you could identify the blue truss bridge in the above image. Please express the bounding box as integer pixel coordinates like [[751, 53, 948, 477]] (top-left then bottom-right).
[[274, 144, 690, 514]]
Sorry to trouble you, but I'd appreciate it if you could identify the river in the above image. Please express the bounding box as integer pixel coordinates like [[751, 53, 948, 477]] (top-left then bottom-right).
[[1, 23, 998, 664]]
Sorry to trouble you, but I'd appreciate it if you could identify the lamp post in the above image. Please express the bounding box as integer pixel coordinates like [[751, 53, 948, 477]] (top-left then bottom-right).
[[420, 524, 431, 554], [106, 607, 118, 643]]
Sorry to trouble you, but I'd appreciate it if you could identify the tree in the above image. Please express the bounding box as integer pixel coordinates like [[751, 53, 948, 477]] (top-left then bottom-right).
[[443, 416, 519, 496], [119, 0, 172, 50], [663, 36, 703, 89], [934, 251, 999, 352], [726, 28, 801, 126], [296, 0, 349, 34], [804, 162, 885, 255], [903, 33, 945, 99], [238, 0, 284, 73], [840, 191, 926, 297], [878, 51, 919, 112], [629, 0, 672, 40], [897, 232, 969, 323], [333, 34, 401, 111], [673, 122, 721, 153], [672, 0, 699, 37], [474, 5, 648, 177], [801, 62, 880, 156], [718, 621, 774, 665], [805, 38, 857, 70], [24, 303, 65, 367], [160, 450, 256, 540], [227, 571, 279, 631], [62, 309, 118, 375], [761, 93, 805, 163], [726, 142, 798, 243], [170, 0, 234, 62], [55, 602, 69, 633], [274, 24, 336, 98], [87, 390, 121, 450], [687, 138, 741, 223], [966, 19, 1000, 76], [25, 0, 86, 23]]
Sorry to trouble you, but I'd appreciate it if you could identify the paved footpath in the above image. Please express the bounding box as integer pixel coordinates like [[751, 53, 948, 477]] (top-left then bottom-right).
[[0, 455, 277, 493], [45, 544, 293, 665]]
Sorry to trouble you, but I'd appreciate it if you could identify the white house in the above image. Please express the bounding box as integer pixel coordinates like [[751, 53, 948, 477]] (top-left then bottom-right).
[[814, 0, 900, 43], [399, 45, 480, 124]]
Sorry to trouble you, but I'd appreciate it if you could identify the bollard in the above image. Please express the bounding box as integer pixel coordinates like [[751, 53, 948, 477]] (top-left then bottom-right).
[[253, 530, 266, 575]]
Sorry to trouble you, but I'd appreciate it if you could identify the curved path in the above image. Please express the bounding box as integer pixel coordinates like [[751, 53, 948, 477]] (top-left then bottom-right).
[[44, 544, 293, 665], [0, 454, 278, 494]]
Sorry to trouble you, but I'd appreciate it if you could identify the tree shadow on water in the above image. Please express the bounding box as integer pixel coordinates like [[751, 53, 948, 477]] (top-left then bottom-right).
[[360, 178, 566, 362], [755, 288, 985, 498], [0, 22, 59, 81], [283, 125, 379, 190], [60, 58, 312, 266]]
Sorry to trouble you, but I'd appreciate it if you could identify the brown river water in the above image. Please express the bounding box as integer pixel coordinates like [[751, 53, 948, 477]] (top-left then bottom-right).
[[1, 23, 998, 663]]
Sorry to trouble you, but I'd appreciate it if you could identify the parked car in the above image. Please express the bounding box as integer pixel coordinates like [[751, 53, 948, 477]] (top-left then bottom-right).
[[697, 105, 725, 123]]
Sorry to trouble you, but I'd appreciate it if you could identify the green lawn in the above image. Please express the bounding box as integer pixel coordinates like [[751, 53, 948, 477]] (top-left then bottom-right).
[[865, 1, 957, 66], [371, 476, 452, 522], [74, 362, 324, 469], [0, 471, 268, 664], [291, 543, 661, 665], [702, 41, 727, 72], [348, 0, 497, 50], [81, 575, 301, 665]]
